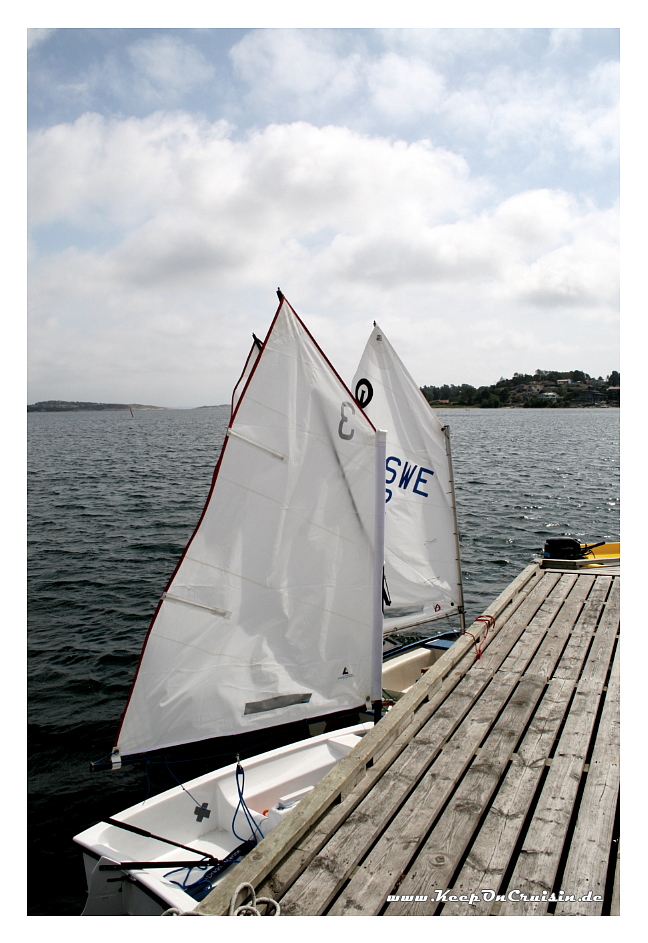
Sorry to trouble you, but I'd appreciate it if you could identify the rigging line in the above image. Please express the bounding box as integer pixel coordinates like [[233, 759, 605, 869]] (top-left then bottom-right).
[[164, 759, 202, 808]]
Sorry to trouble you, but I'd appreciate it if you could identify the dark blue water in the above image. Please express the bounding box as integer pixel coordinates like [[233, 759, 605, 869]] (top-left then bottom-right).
[[27, 406, 619, 915]]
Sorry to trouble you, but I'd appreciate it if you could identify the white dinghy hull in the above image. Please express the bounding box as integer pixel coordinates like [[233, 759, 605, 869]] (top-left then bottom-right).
[[76, 724, 368, 916]]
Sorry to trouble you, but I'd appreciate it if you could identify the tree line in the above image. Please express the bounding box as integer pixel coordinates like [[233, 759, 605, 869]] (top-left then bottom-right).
[[421, 370, 620, 408]]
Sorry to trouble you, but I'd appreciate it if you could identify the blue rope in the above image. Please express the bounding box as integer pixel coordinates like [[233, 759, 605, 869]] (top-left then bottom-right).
[[164, 859, 222, 901], [231, 763, 265, 845], [163, 846, 251, 902]]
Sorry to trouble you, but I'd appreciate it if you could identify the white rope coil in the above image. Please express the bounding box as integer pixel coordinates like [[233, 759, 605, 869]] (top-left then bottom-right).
[[161, 907, 203, 916], [160, 881, 280, 916], [229, 882, 281, 916]]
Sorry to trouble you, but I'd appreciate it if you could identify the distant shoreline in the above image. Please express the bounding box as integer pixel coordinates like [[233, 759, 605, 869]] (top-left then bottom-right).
[[27, 401, 164, 413], [27, 401, 229, 412]]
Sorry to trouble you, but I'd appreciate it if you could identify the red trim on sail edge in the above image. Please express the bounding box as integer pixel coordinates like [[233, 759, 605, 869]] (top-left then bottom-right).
[[114, 294, 372, 751]]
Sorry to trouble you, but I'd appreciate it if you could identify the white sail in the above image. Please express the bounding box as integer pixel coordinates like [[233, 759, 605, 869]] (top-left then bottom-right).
[[353, 326, 463, 633], [116, 300, 379, 758]]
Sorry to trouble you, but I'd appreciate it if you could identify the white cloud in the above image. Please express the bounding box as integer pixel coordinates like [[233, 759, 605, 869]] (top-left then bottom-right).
[[28, 112, 234, 229], [28, 112, 618, 405], [227, 28, 619, 187], [492, 190, 577, 252], [27, 28, 55, 50], [548, 28, 583, 53], [128, 36, 216, 102], [366, 53, 445, 122], [231, 29, 365, 119]]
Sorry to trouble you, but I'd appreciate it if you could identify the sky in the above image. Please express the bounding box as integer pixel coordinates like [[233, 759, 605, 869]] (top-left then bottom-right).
[[27, 26, 620, 408]]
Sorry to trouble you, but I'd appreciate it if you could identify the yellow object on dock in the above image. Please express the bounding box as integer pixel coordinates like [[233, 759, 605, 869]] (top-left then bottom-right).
[[195, 563, 620, 917], [541, 540, 620, 571]]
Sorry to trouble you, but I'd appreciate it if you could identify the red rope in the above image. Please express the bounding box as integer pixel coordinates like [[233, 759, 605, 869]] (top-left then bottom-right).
[[463, 614, 496, 660]]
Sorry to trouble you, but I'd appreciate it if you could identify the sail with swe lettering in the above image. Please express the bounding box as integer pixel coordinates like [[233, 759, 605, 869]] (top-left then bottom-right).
[[115, 299, 378, 758], [353, 325, 464, 633]]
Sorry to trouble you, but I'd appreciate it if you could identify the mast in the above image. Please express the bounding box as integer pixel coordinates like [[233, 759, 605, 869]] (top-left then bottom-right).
[[371, 429, 387, 723], [442, 423, 465, 632]]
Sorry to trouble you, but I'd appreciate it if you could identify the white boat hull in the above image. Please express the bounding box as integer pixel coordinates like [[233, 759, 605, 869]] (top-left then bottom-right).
[[75, 724, 368, 915]]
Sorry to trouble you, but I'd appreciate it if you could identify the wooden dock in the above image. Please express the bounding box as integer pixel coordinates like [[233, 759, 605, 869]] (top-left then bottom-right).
[[196, 561, 620, 917]]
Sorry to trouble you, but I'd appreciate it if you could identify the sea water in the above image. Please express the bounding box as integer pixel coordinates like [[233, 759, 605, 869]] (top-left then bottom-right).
[[27, 406, 619, 915]]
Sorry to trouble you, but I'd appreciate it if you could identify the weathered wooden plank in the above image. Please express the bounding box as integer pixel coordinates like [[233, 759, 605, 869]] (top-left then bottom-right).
[[277, 669, 494, 915], [530, 574, 607, 681], [326, 671, 522, 916], [554, 648, 619, 915], [440, 676, 576, 915], [610, 839, 620, 916], [196, 563, 540, 915], [497, 573, 579, 676], [522, 574, 596, 681], [498, 655, 616, 915], [385, 675, 547, 916], [576, 578, 619, 685], [552, 576, 614, 680]]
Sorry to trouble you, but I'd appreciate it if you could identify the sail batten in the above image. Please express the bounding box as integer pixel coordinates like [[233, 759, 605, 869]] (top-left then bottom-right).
[[161, 593, 232, 619], [225, 428, 288, 462], [116, 300, 379, 758]]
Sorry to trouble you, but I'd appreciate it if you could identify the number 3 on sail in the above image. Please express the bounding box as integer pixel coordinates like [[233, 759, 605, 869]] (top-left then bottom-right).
[[338, 401, 356, 439]]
